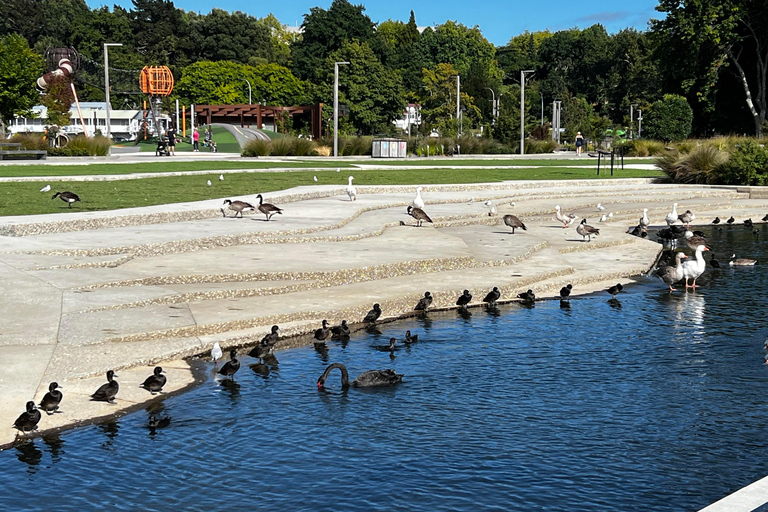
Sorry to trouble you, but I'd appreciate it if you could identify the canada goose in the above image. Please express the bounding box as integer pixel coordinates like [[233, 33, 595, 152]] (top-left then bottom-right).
[[555, 205, 577, 228], [559, 284, 573, 299], [314, 319, 331, 345], [140, 367, 167, 394], [456, 289, 472, 308], [91, 370, 119, 403], [52, 191, 80, 208], [576, 218, 600, 242], [729, 254, 757, 266], [223, 199, 256, 218], [656, 252, 687, 292], [682, 245, 709, 287], [39, 382, 63, 415], [503, 214, 526, 234], [414, 291, 433, 311], [218, 350, 240, 378], [407, 205, 433, 227], [14, 402, 41, 432], [483, 287, 501, 305], [364, 303, 382, 323], [255, 194, 283, 221], [346, 176, 357, 201], [412, 186, 425, 209]]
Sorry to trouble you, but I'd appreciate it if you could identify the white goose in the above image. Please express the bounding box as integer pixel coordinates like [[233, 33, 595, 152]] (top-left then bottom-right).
[[640, 208, 650, 228], [346, 176, 357, 201], [555, 205, 577, 228], [413, 186, 425, 209], [681, 244, 709, 288], [665, 203, 679, 226]]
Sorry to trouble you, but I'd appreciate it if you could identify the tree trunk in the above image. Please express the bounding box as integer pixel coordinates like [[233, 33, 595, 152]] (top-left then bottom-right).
[[729, 50, 764, 137]]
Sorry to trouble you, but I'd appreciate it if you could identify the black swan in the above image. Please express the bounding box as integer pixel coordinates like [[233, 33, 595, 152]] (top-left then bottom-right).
[[39, 382, 63, 415], [140, 366, 167, 394], [91, 370, 119, 403], [317, 363, 403, 389]]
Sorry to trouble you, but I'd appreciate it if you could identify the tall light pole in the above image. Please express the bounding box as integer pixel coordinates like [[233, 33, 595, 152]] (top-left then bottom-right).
[[485, 87, 496, 122], [240, 78, 252, 104], [520, 69, 534, 155], [103, 42, 122, 141], [451, 75, 460, 136], [630, 103, 637, 139], [333, 61, 349, 157], [637, 109, 643, 138]]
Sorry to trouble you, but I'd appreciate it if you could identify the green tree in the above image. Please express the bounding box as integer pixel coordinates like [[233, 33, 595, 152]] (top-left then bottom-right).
[[187, 9, 272, 64], [652, 0, 768, 136], [644, 94, 693, 141], [291, 0, 375, 81], [130, 0, 192, 68], [0, 33, 43, 135], [417, 63, 481, 137]]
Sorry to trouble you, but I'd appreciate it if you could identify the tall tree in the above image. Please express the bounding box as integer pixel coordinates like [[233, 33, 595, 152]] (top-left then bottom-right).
[[291, 0, 375, 81], [652, 0, 768, 136], [130, 0, 191, 68], [187, 9, 272, 64], [0, 33, 43, 135]]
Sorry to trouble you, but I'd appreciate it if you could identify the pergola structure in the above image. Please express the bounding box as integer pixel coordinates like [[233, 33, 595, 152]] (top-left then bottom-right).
[[194, 104, 323, 140]]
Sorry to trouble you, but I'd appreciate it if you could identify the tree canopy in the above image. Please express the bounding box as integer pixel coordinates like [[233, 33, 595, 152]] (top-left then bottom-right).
[[0, 33, 43, 133]]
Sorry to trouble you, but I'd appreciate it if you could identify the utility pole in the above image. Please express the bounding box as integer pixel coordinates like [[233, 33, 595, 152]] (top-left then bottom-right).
[[103, 42, 122, 142], [520, 70, 534, 155], [455, 75, 461, 135], [630, 103, 637, 139], [333, 61, 350, 157]]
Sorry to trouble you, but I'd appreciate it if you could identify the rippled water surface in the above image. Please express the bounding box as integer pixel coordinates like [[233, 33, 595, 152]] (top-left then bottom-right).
[[3, 226, 768, 511]]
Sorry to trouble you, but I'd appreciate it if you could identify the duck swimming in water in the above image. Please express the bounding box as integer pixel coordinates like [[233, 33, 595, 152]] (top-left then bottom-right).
[[331, 320, 350, 338], [218, 350, 240, 378], [317, 363, 403, 389]]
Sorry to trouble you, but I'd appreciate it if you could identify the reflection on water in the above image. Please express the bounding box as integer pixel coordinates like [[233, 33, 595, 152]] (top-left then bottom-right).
[[2, 227, 768, 512]]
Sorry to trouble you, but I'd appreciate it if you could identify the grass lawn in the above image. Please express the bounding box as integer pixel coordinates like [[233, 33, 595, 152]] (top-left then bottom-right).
[[0, 166, 663, 217]]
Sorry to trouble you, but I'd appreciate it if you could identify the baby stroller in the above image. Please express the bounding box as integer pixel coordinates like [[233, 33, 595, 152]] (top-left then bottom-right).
[[156, 136, 170, 156], [209, 140, 218, 153]]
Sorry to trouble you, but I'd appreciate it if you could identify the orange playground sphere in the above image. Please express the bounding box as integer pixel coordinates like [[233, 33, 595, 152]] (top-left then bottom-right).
[[139, 66, 174, 96]]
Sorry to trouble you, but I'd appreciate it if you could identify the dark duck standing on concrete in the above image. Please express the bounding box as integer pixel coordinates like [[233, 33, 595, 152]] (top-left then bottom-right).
[[52, 191, 80, 208], [456, 290, 472, 308], [218, 350, 240, 378], [727, 216, 735, 225], [517, 289, 535, 302], [407, 205, 433, 227], [712, 217, 720, 224], [140, 366, 167, 394], [91, 370, 119, 403], [14, 401, 41, 432], [255, 194, 283, 221], [560, 284, 573, 300], [483, 287, 501, 305], [364, 303, 382, 324], [415, 291, 433, 311], [503, 214, 527, 234], [39, 382, 63, 415]]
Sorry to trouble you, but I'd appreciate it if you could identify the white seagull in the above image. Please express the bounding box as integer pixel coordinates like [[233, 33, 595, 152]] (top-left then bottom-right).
[[346, 175, 357, 201], [413, 186, 425, 209], [211, 342, 223, 366], [219, 174, 224, 181], [597, 203, 606, 211], [599, 214, 607, 222], [484, 200, 494, 207], [207, 180, 212, 186], [40, 184, 51, 193], [313, 176, 318, 182]]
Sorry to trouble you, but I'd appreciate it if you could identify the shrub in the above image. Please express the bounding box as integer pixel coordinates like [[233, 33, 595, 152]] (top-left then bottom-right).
[[48, 146, 89, 157], [715, 139, 768, 185], [241, 139, 271, 157], [656, 146, 729, 184], [617, 139, 667, 156], [270, 136, 294, 156], [67, 135, 111, 156], [11, 133, 46, 150], [313, 145, 331, 156], [294, 137, 316, 156], [525, 139, 558, 154], [644, 95, 693, 142], [345, 137, 372, 155]]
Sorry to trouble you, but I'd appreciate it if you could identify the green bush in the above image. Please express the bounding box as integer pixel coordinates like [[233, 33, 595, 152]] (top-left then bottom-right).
[[10, 133, 46, 150], [616, 139, 666, 156], [644, 95, 693, 142], [270, 136, 294, 156], [294, 137, 316, 156], [48, 146, 90, 157], [67, 135, 111, 156], [525, 139, 558, 154], [656, 146, 729, 184], [241, 139, 271, 157], [716, 139, 768, 185]]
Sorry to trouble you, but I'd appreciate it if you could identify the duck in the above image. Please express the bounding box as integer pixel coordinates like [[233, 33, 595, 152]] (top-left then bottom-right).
[[39, 382, 63, 415], [248, 340, 272, 362], [678, 209, 695, 227], [412, 186, 425, 209], [656, 251, 688, 292], [729, 254, 757, 266], [763, 214, 768, 222], [331, 320, 350, 338], [407, 205, 433, 227], [456, 289, 472, 308], [255, 194, 283, 221], [313, 319, 331, 345], [91, 370, 119, 403], [681, 244, 709, 288], [52, 191, 80, 208], [684, 230, 708, 249], [709, 253, 721, 268], [665, 203, 679, 225], [555, 205, 577, 228], [712, 217, 720, 224], [211, 342, 223, 365], [503, 214, 526, 234], [559, 284, 572, 299], [726, 216, 735, 225], [639, 208, 650, 228], [576, 218, 600, 242], [317, 363, 403, 389], [140, 367, 167, 394], [222, 199, 256, 218], [483, 286, 501, 305], [414, 291, 433, 311], [405, 330, 419, 343], [260, 325, 281, 348], [219, 350, 240, 378], [627, 224, 647, 237], [14, 402, 41, 433], [744, 218, 754, 228], [363, 303, 382, 323], [346, 176, 357, 201], [147, 415, 171, 429], [607, 283, 624, 297], [517, 289, 535, 302]]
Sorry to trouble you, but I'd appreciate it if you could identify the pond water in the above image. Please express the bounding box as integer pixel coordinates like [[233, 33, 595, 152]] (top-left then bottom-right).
[[3, 225, 768, 511]]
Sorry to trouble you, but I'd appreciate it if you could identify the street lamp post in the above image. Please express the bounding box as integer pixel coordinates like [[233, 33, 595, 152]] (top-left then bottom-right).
[[240, 78, 252, 104], [333, 61, 350, 157], [520, 69, 534, 155], [630, 103, 637, 139], [103, 42, 122, 141], [638, 109, 643, 138], [486, 87, 496, 122], [453, 75, 461, 135]]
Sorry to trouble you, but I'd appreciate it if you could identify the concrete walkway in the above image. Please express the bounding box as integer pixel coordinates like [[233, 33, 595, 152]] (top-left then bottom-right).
[[2, 178, 768, 474]]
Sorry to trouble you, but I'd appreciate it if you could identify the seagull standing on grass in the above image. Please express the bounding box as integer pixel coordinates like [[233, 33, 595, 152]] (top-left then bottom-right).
[[207, 180, 212, 186], [40, 184, 51, 193], [219, 174, 224, 181]]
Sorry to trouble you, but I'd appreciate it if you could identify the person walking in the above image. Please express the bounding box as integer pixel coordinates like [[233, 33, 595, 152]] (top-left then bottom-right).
[[575, 131, 584, 156], [166, 125, 176, 156], [192, 128, 199, 152]]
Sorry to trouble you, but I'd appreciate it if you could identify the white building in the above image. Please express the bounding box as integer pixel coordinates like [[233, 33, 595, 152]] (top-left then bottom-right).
[[393, 103, 421, 135], [10, 102, 170, 141]]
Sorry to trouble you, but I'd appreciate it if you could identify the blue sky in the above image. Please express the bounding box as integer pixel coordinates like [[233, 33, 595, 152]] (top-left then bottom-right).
[[88, 0, 663, 46]]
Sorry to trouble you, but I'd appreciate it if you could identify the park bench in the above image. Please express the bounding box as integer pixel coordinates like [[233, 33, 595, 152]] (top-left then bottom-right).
[[0, 142, 47, 160]]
